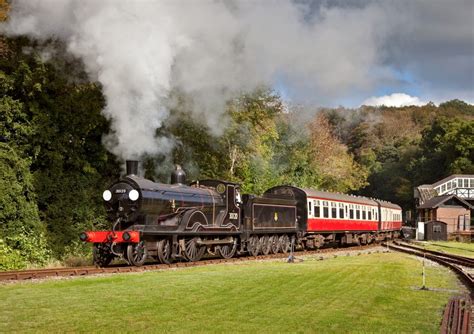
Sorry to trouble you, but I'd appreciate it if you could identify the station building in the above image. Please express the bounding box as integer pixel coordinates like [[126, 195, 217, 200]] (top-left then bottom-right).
[[414, 175, 474, 241]]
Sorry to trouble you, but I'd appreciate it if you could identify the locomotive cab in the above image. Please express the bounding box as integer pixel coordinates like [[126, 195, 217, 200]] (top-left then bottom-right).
[[189, 180, 242, 229]]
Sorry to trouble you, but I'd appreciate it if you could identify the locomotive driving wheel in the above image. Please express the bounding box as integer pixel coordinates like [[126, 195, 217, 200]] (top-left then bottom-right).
[[184, 237, 206, 262], [269, 235, 280, 254], [127, 241, 147, 266], [93, 243, 114, 267], [260, 235, 271, 255], [217, 240, 237, 259], [157, 239, 172, 264], [247, 235, 260, 256], [279, 234, 291, 254]]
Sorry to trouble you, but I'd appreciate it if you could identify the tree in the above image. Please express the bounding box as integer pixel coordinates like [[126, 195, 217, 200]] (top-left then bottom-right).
[[414, 117, 474, 184], [1, 39, 119, 258], [307, 114, 368, 192]]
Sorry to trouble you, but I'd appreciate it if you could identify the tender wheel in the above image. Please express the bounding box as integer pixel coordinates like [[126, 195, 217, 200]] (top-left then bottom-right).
[[184, 237, 206, 262], [217, 240, 237, 259], [260, 235, 271, 255], [247, 235, 260, 256], [270, 235, 280, 254], [93, 243, 114, 267], [157, 239, 172, 264], [127, 241, 147, 266], [279, 234, 291, 254]]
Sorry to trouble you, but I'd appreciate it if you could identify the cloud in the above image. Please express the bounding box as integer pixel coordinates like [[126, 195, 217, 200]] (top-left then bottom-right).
[[362, 93, 427, 107]]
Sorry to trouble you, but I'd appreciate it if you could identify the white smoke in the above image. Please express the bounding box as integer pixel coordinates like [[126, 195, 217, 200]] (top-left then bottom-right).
[[1, 0, 392, 159]]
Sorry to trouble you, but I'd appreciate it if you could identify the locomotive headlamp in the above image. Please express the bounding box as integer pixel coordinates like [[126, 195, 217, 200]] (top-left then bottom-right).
[[129, 189, 139, 201], [102, 190, 112, 201], [79, 232, 88, 242], [122, 232, 131, 241]]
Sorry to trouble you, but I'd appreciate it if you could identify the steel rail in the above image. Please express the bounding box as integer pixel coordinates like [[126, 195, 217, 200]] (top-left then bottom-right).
[[394, 241, 474, 267], [0, 244, 378, 282]]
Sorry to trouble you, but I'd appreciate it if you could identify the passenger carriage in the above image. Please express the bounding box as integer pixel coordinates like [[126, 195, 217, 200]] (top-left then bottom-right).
[[265, 186, 402, 248]]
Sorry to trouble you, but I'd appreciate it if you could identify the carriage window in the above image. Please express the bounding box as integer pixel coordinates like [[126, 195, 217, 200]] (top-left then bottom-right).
[[362, 210, 366, 220], [368, 211, 372, 220], [323, 201, 329, 218], [308, 201, 312, 216], [356, 205, 360, 219], [331, 207, 337, 218], [349, 208, 354, 219], [339, 208, 344, 219], [314, 200, 320, 218]]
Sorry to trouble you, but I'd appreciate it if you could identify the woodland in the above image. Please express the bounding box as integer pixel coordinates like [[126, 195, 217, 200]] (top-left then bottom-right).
[[1, 34, 473, 269]]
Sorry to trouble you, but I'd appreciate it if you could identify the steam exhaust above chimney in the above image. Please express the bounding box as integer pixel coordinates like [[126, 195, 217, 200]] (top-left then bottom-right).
[[126, 160, 139, 176]]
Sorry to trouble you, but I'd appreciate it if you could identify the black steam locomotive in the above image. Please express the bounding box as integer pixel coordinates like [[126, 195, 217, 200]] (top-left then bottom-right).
[[80, 161, 298, 266], [81, 160, 401, 266]]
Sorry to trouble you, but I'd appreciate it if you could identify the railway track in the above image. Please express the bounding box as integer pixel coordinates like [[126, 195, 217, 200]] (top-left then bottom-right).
[[386, 241, 473, 334], [394, 241, 474, 268], [0, 244, 377, 282], [387, 241, 474, 292]]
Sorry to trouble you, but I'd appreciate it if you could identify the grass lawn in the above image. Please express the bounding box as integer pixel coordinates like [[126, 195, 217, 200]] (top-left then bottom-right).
[[418, 241, 474, 258], [0, 251, 461, 333]]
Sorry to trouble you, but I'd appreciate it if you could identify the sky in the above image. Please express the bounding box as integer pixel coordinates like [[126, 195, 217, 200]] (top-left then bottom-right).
[[285, 0, 474, 107], [1, 0, 473, 158]]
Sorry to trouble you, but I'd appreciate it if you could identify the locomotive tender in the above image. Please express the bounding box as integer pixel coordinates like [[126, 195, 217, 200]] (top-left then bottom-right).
[[80, 160, 402, 266]]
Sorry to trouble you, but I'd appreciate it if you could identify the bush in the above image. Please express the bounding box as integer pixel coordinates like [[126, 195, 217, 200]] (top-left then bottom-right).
[[4, 226, 51, 266], [0, 238, 27, 270], [0, 143, 51, 268]]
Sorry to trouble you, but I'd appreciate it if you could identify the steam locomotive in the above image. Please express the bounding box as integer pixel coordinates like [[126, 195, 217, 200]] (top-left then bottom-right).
[[80, 160, 402, 266]]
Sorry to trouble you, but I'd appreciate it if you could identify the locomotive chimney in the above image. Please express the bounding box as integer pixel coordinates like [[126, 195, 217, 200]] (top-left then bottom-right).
[[126, 160, 139, 176], [171, 165, 186, 185]]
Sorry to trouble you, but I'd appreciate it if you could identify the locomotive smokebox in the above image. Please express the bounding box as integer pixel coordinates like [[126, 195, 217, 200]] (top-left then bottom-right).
[[126, 160, 139, 176], [171, 165, 186, 185]]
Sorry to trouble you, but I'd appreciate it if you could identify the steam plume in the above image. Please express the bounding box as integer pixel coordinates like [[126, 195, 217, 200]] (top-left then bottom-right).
[[2, 0, 391, 159]]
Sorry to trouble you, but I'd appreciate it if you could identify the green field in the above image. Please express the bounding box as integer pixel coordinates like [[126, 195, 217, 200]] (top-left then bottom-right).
[[0, 251, 461, 333], [418, 241, 474, 258]]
